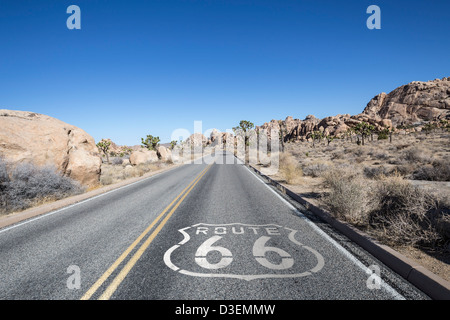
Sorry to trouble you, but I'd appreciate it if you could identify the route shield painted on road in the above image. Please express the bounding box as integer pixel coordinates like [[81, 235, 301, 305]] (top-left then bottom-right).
[[163, 223, 325, 281]]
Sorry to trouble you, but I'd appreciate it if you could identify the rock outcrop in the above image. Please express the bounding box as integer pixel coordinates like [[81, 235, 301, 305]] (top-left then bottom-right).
[[185, 133, 208, 147], [156, 146, 172, 162], [362, 77, 450, 126], [209, 129, 233, 146], [98, 138, 134, 156], [0, 109, 102, 186], [129, 148, 159, 165], [256, 77, 449, 142]]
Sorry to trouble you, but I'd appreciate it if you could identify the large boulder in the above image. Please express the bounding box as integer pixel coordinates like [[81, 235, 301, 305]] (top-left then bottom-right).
[[362, 77, 450, 126], [156, 146, 172, 162], [209, 129, 221, 145], [0, 109, 102, 187], [99, 138, 133, 156], [185, 133, 207, 147], [129, 149, 158, 165]]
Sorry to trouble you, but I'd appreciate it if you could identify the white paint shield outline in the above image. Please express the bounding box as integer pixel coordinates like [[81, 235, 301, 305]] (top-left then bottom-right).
[[163, 223, 325, 281]]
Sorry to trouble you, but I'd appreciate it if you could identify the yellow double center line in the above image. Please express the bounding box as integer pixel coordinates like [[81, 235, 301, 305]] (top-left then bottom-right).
[[80, 164, 212, 300]]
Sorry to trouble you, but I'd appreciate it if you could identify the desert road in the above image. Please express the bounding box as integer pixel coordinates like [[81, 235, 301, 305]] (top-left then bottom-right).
[[0, 151, 429, 300]]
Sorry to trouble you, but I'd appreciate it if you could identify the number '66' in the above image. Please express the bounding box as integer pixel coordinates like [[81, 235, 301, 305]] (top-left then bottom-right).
[[194, 236, 294, 270]]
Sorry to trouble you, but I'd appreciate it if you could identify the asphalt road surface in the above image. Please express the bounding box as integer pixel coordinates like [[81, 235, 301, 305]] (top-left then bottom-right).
[[0, 151, 429, 300]]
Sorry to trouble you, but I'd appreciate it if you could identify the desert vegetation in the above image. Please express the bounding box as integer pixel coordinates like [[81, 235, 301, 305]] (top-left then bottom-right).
[[141, 134, 161, 150], [0, 158, 84, 215], [99, 156, 173, 186], [96, 139, 112, 163], [278, 152, 303, 185], [260, 130, 450, 257]]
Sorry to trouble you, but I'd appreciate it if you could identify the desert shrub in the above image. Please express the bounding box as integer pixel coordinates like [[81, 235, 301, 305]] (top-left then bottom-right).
[[396, 144, 410, 151], [352, 148, 366, 157], [373, 151, 390, 160], [321, 168, 373, 225], [303, 162, 330, 177], [391, 164, 418, 177], [355, 156, 366, 163], [331, 151, 344, 160], [0, 160, 84, 214], [363, 165, 393, 179], [377, 131, 389, 140], [279, 152, 302, 184], [100, 173, 114, 186], [100, 162, 163, 185], [324, 145, 336, 152], [412, 160, 450, 181], [111, 157, 124, 165], [0, 158, 10, 210], [388, 157, 408, 165], [368, 176, 448, 248], [320, 166, 450, 250], [402, 146, 432, 164], [164, 158, 174, 165]]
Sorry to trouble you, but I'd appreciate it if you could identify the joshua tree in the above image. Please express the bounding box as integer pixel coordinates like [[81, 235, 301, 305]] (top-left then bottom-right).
[[278, 120, 285, 152], [170, 140, 177, 150], [439, 119, 449, 131], [233, 120, 254, 163], [326, 134, 335, 146], [388, 126, 394, 143], [345, 127, 354, 142], [353, 122, 375, 146], [233, 120, 254, 137], [96, 139, 111, 163], [121, 147, 133, 156], [141, 135, 160, 150], [422, 122, 437, 135], [310, 130, 324, 147], [377, 128, 389, 141]]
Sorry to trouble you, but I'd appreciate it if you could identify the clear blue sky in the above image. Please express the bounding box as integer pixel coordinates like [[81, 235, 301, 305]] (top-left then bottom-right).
[[1, 0, 449, 145]]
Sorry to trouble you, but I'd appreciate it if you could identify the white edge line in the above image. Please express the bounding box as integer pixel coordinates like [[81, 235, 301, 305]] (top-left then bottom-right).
[[244, 165, 406, 300]]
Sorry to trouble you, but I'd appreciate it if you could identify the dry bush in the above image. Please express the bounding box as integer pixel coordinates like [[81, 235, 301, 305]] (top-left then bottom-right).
[[285, 132, 450, 251], [0, 158, 84, 214], [392, 163, 417, 177], [279, 152, 302, 184], [321, 168, 449, 250], [331, 150, 345, 160], [111, 157, 124, 165], [412, 159, 450, 181], [100, 162, 163, 185], [321, 167, 373, 226], [302, 162, 330, 178], [373, 151, 391, 160], [402, 146, 432, 164], [368, 176, 449, 249], [352, 148, 367, 157], [363, 165, 393, 179], [395, 143, 410, 151]]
